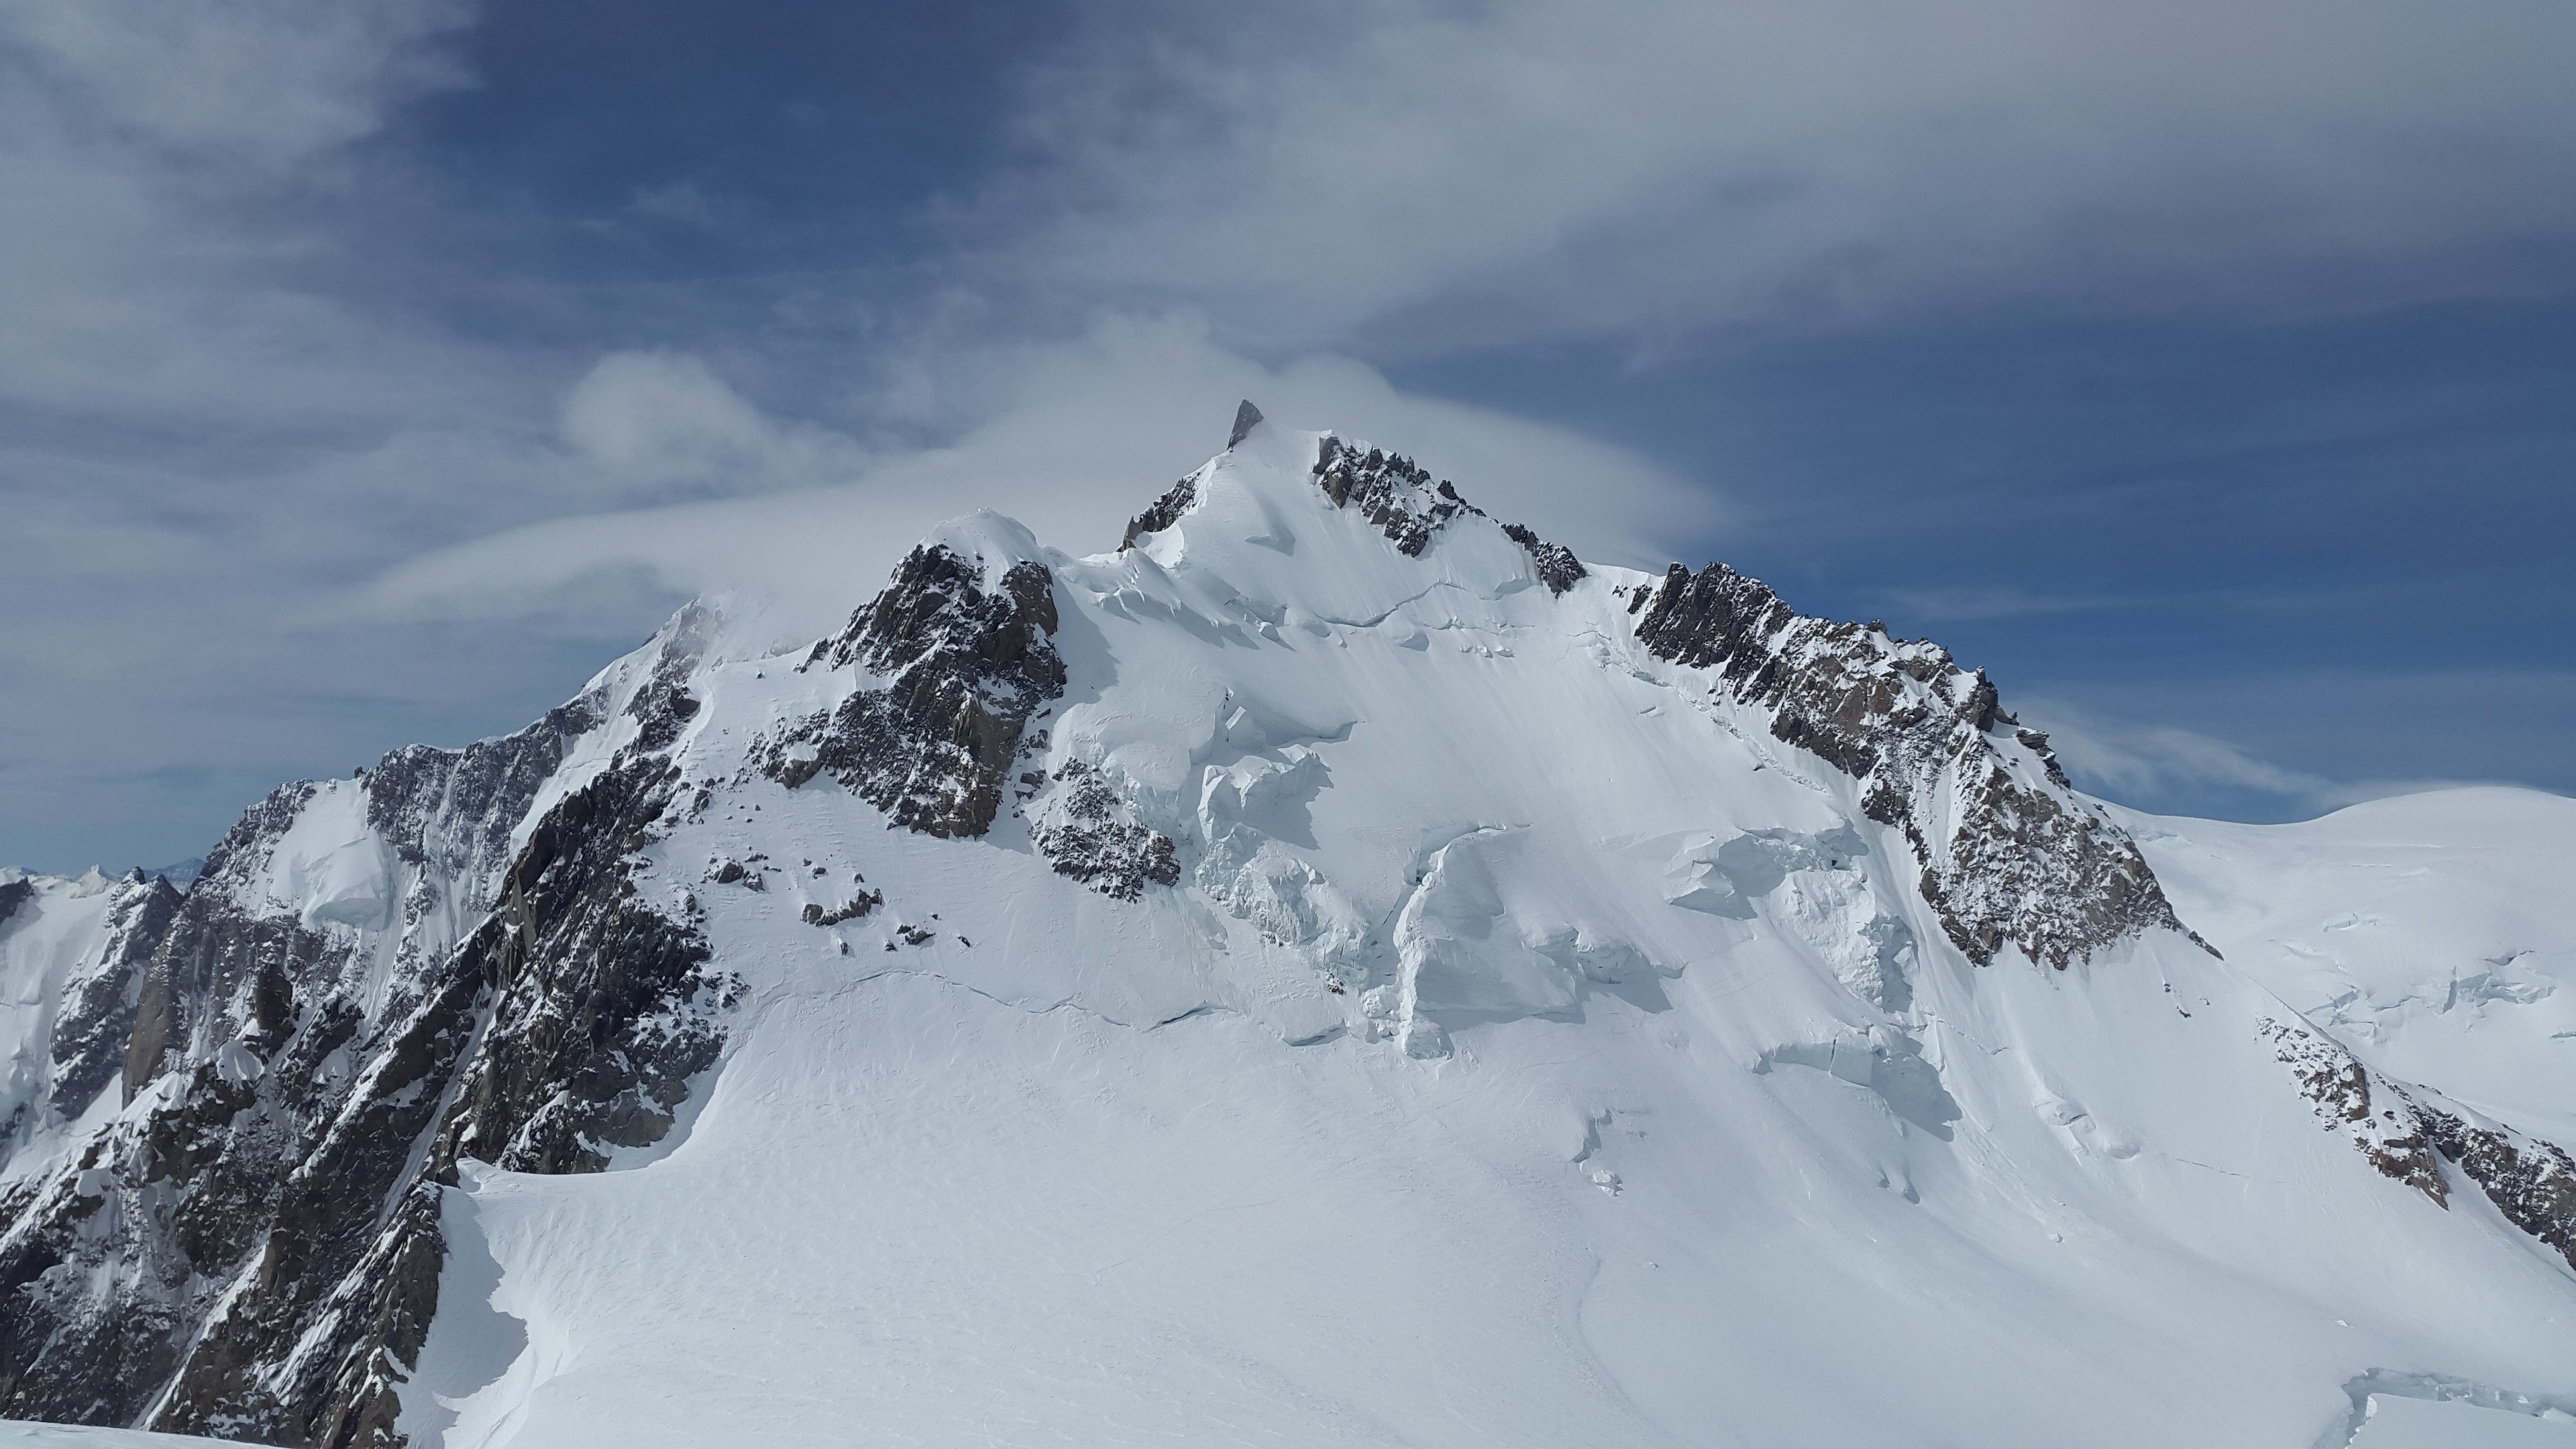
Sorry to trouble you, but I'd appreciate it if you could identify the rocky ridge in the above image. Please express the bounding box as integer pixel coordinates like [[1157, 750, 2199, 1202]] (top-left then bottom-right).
[[1310, 435, 1588, 595], [0, 624, 727, 1445], [1629, 561, 2190, 969], [1122, 411, 1586, 596], [2261, 1014, 2576, 1269]]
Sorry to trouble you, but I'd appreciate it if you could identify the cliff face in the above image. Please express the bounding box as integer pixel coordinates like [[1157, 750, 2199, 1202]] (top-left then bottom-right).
[[1, 409, 2571, 1448], [0, 617, 729, 1444], [1628, 561, 2192, 970], [0, 527, 1106, 1442]]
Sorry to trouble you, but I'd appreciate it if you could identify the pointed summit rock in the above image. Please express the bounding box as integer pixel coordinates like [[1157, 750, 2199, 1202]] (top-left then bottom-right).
[[1226, 398, 1264, 449]]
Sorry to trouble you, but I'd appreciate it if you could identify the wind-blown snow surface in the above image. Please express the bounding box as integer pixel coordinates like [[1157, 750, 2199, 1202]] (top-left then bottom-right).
[[2125, 789, 2576, 1142], [5, 419, 2573, 1447]]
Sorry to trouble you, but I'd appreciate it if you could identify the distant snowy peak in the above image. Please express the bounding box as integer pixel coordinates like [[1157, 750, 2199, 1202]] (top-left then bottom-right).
[[1111, 402, 2177, 969], [1122, 407, 1587, 594], [139, 858, 204, 891]]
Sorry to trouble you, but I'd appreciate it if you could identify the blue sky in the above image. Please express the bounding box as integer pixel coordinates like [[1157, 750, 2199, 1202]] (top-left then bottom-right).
[[3, 0, 2571, 872]]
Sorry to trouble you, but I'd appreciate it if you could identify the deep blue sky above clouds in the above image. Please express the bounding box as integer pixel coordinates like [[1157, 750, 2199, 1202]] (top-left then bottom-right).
[[3, 0, 2571, 871]]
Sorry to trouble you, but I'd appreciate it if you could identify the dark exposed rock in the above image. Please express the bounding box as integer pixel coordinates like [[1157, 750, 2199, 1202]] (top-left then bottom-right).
[[365, 701, 599, 906], [769, 545, 1067, 839], [2421, 1106, 2576, 1270], [48, 875, 179, 1120], [431, 757, 731, 1177], [2259, 1018, 2446, 1203], [1501, 524, 1587, 594], [3, 870, 413, 1436], [1632, 561, 2190, 969], [620, 602, 714, 755], [0, 741, 727, 1446], [1120, 474, 1199, 551], [1307, 435, 1585, 595], [803, 892, 884, 926], [2261, 1016, 2576, 1267], [1029, 760, 1181, 901], [0, 877, 30, 928], [1227, 398, 1265, 449], [142, 941, 490, 1444], [1312, 437, 1477, 558]]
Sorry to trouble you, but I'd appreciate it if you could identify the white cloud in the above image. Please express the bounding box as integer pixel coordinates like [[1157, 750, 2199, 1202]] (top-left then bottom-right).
[[3, 0, 470, 165], [985, 0, 2576, 350], [0, 0, 503, 427], [2017, 698, 2493, 819], [2031, 704, 2330, 802], [374, 312, 1705, 637], [558, 351, 872, 499]]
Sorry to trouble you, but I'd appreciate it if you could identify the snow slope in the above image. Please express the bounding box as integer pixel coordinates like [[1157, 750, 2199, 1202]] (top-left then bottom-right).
[[2126, 788, 2576, 1139], [393, 423, 2576, 1446], [4, 413, 2572, 1448]]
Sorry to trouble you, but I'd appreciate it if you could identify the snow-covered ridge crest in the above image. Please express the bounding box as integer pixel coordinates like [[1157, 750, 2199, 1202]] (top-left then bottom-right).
[[1114, 400, 2186, 971], [1120, 402, 1587, 597]]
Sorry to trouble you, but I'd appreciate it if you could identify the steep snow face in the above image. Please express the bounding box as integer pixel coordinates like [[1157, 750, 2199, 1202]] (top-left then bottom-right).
[[0, 870, 178, 1186], [5, 413, 2575, 1449]]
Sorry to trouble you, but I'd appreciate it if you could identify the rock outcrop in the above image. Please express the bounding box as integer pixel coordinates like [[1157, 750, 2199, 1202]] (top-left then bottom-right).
[[771, 544, 1067, 839], [2420, 1103, 2576, 1270], [2260, 1015, 2576, 1268], [43, 875, 178, 1129], [2259, 1016, 2447, 1202], [1028, 760, 1182, 900], [1309, 436, 1585, 594], [1631, 561, 2188, 969], [1119, 474, 1198, 552]]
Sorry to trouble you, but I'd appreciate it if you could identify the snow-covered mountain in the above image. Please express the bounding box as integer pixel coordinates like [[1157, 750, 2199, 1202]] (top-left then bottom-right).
[[3, 406, 2571, 1448]]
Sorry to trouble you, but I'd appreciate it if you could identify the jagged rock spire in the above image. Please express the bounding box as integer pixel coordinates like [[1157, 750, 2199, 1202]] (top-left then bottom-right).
[[1226, 398, 1264, 449]]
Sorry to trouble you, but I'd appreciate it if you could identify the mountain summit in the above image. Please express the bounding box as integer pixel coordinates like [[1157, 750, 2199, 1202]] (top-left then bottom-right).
[[3, 410, 2573, 1448]]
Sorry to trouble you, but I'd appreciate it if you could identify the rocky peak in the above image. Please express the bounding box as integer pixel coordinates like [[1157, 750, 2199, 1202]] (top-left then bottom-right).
[[1311, 435, 1479, 559], [1118, 407, 1587, 596], [1226, 398, 1264, 449], [773, 524, 1067, 839], [1119, 472, 1199, 552], [0, 736, 722, 1444], [1307, 433, 1586, 594]]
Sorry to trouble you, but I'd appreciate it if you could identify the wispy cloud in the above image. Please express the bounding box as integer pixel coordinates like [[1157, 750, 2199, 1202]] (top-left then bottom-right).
[[979, 0, 2576, 350], [1874, 588, 2155, 624], [372, 312, 1701, 637], [2019, 696, 2518, 820]]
